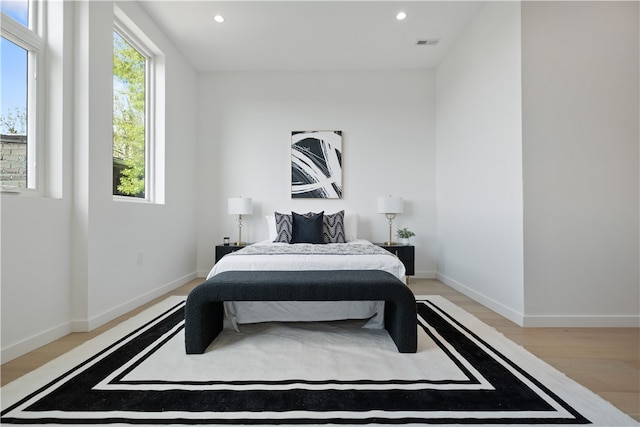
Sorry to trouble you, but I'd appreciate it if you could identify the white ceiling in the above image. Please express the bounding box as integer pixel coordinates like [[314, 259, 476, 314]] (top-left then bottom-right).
[[139, 1, 486, 72]]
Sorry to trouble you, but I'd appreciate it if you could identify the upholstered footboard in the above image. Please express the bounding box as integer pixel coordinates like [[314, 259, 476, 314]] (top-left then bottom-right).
[[185, 270, 417, 354]]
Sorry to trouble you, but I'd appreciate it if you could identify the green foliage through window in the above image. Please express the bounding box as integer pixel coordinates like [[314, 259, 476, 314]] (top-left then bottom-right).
[[113, 30, 146, 197]]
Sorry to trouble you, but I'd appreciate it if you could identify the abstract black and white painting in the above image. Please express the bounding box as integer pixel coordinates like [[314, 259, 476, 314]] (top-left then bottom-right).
[[291, 130, 343, 199]]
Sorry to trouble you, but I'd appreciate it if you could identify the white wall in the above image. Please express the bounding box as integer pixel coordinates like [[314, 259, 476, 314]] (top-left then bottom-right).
[[521, 1, 640, 326], [1, 0, 74, 362], [72, 0, 199, 330], [435, 2, 525, 324], [1, 197, 73, 361], [197, 70, 437, 278], [1, 0, 199, 362]]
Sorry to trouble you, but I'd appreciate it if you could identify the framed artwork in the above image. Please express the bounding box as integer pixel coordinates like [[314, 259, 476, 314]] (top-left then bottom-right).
[[291, 130, 343, 199]]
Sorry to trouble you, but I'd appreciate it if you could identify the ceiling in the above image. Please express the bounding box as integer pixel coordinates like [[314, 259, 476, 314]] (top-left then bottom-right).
[[139, 1, 485, 72]]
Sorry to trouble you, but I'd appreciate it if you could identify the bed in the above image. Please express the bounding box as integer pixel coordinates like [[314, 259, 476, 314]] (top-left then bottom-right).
[[206, 211, 408, 330]]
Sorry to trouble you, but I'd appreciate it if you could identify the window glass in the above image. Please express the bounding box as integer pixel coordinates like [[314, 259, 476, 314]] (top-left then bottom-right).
[[0, 36, 28, 189], [113, 30, 146, 198], [0, 0, 28, 27]]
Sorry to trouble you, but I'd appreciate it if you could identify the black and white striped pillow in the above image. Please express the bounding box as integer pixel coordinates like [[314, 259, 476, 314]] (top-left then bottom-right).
[[273, 212, 293, 243], [323, 210, 346, 243]]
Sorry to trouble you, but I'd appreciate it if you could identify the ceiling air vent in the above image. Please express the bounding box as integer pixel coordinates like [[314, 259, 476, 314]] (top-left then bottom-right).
[[416, 39, 440, 46]]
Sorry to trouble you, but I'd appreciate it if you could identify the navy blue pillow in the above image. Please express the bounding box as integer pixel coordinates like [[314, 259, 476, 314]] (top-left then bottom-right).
[[291, 211, 325, 244]]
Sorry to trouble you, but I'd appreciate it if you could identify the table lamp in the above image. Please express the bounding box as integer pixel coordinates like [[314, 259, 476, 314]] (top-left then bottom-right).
[[228, 197, 253, 246], [377, 196, 403, 245]]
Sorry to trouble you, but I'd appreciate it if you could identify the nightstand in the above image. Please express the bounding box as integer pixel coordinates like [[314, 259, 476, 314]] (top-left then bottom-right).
[[215, 244, 249, 263], [375, 243, 415, 279]]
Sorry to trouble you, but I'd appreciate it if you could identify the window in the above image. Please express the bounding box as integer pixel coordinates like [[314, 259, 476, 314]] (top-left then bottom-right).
[[112, 28, 148, 199], [112, 6, 165, 204], [0, 0, 44, 192]]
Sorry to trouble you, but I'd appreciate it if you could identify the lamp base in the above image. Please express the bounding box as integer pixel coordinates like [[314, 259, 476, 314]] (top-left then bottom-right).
[[234, 241, 247, 246], [384, 214, 397, 248]]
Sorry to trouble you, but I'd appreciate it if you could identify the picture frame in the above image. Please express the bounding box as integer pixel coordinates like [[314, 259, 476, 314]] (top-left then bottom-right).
[[291, 130, 343, 199]]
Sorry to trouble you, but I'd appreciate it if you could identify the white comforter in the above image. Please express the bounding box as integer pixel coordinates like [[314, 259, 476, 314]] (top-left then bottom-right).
[[207, 240, 407, 329]]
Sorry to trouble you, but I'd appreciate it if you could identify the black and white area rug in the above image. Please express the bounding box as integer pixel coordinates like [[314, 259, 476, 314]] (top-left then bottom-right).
[[1, 296, 636, 426]]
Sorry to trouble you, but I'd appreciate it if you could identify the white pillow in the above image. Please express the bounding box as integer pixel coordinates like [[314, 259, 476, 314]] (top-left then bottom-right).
[[266, 215, 277, 241], [345, 213, 358, 242]]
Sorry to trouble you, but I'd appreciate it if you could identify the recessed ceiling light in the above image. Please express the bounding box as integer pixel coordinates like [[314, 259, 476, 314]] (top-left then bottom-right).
[[396, 11, 407, 21], [214, 14, 225, 23]]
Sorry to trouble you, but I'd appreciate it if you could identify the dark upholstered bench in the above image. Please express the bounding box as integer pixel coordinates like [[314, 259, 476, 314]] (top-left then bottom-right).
[[184, 270, 417, 354]]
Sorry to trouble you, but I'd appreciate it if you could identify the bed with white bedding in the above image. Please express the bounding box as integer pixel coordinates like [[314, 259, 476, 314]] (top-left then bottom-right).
[[207, 239, 407, 329]]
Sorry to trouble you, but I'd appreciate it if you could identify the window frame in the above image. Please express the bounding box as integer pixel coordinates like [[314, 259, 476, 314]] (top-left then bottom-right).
[[112, 15, 157, 203], [0, 0, 45, 194]]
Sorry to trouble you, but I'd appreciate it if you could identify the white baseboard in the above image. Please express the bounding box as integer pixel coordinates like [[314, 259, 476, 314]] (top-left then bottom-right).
[[71, 272, 198, 332], [437, 273, 525, 326], [196, 270, 210, 278], [414, 270, 437, 279], [1, 322, 71, 364], [2, 273, 198, 363], [523, 315, 640, 328], [437, 273, 640, 328]]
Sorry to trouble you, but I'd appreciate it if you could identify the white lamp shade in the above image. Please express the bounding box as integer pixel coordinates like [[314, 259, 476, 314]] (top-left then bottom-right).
[[228, 197, 253, 215], [377, 196, 404, 214]]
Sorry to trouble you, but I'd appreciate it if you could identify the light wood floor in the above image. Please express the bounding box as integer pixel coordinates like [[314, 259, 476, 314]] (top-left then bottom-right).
[[2, 278, 639, 422]]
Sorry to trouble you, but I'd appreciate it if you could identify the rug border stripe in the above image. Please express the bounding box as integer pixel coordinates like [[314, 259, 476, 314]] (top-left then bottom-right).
[[3, 296, 633, 425]]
